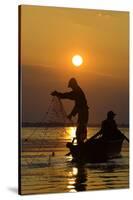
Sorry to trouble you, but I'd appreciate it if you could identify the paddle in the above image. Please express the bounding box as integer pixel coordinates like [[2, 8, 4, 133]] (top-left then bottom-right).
[[87, 131, 101, 142], [122, 133, 129, 143]]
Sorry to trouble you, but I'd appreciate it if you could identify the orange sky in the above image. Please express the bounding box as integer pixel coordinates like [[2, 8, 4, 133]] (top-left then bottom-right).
[[20, 5, 129, 124]]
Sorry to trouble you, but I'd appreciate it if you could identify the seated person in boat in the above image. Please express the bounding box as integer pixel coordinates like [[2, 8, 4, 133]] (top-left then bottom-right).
[[100, 111, 118, 139], [93, 111, 122, 140], [51, 78, 89, 145]]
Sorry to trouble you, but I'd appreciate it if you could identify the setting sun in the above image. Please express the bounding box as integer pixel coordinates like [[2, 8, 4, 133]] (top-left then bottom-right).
[[72, 55, 83, 67]]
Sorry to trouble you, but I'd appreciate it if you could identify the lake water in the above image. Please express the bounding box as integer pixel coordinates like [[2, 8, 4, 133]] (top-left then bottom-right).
[[20, 127, 129, 195]]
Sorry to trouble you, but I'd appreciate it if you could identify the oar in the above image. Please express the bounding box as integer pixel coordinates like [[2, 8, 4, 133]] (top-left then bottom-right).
[[122, 133, 129, 143], [87, 131, 101, 142]]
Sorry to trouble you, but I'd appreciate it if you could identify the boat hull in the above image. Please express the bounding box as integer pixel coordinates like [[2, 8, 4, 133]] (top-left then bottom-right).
[[66, 137, 124, 163]]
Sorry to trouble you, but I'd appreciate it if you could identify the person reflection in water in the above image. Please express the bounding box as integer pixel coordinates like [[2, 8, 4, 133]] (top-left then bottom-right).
[[74, 165, 87, 192], [51, 78, 89, 145]]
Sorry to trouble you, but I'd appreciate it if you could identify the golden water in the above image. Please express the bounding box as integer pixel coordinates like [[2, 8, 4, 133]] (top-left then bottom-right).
[[20, 127, 129, 195]]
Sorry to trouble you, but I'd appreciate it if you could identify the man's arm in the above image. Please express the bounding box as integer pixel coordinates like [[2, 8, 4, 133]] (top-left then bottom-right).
[[101, 120, 105, 131], [67, 105, 78, 120], [51, 90, 77, 120], [113, 120, 118, 129], [51, 91, 75, 100], [93, 121, 105, 138]]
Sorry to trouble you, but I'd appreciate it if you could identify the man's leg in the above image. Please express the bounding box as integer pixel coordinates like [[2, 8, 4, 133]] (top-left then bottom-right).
[[76, 124, 87, 145], [76, 125, 81, 145]]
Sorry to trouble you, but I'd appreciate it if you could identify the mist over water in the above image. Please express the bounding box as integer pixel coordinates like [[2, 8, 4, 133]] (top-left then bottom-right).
[[21, 127, 129, 195]]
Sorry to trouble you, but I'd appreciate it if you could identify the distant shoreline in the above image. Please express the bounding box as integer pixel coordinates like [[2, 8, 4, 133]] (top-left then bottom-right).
[[21, 122, 129, 128]]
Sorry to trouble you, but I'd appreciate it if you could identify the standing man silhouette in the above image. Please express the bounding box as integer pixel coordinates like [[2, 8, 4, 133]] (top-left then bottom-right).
[[51, 78, 89, 145]]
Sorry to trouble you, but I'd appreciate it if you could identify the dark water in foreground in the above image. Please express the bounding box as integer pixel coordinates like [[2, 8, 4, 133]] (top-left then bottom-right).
[[21, 127, 129, 195]]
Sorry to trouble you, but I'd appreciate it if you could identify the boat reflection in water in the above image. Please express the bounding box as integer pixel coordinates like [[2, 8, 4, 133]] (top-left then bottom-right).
[[66, 157, 129, 192]]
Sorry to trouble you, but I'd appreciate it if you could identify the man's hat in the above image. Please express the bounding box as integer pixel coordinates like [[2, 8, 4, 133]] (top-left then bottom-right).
[[107, 111, 116, 117], [68, 78, 78, 88]]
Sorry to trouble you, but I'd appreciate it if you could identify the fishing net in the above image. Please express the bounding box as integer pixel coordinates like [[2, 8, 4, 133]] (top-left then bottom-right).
[[22, 97, 74, 165], [24, 96, 72, 141], [43, 96, 71, 125]]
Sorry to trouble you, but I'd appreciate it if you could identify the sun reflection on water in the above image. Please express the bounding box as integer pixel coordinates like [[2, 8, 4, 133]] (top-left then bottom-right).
[[67, 167, 79, 192], [73, 167, 78, 176], [65, 127, 76, 140], [69, 189, 76, 192]]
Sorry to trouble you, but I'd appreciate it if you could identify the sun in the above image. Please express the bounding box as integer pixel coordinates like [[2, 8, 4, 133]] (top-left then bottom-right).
[[72, 55, 83, 67]]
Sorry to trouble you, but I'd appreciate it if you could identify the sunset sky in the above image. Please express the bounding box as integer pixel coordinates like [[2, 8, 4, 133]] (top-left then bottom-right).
[[20, 5, 129, 124]]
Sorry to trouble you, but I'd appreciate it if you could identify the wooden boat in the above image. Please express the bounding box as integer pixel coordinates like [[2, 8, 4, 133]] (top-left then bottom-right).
[[66, 134, 125, 163]]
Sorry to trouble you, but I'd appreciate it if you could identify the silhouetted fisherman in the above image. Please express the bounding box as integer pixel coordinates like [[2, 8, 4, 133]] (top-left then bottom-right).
[[100, 111, 118, 139], [51, 78, 89, 145], [92, 111, 122, 140]]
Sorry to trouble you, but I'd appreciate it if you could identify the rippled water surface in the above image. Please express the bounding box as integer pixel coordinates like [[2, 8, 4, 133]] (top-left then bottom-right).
[[20, 127, 129, 195]]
